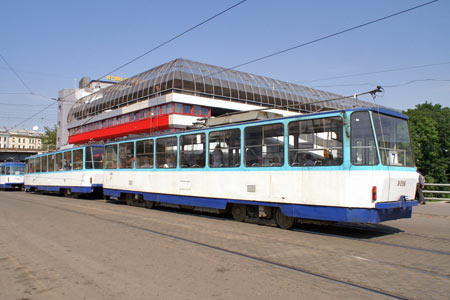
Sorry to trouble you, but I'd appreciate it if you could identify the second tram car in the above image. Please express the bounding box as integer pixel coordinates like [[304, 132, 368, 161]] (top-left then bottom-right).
[[102, 107, 418, 228], [24, 145, 104, 197], [0, 162, 25, 190]]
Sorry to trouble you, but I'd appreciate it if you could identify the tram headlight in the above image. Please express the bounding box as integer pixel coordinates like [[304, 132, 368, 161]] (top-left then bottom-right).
[[372, 186, 377, 202]]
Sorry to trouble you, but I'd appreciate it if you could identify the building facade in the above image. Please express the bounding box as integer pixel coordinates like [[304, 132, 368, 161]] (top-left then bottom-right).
[[0, 129, 43, 150], [56, 77, 115, 149]]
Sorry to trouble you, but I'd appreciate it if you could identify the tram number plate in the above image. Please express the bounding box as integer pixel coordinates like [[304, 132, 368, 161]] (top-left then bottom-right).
[[397, 180, 406, 187]]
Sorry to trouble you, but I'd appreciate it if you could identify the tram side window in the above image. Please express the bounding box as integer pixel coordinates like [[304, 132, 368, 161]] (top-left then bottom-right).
[[48, 154, 55, 172], [209, 129, 241, 168], [136, 139, 154, 168], [29, 159, 34, 173], [5, 167, 11, 175], [351, 112, 378, 165], [64, 151, 72, 170], [92, 147, 104, 169], [73, 149, 83, 170], [104, 145, 118, 169], [85, 147, 93, 169], [180, 133, 205, 168], [15, 166, 25, 175], [245, 123, 284, 167], [156, 137, 177, 169], [372, 112, 415, 167], [56, 153, 63, 171], [288, 117, 343, 167], [41, 155, 48, 172], [119, 142, 134, 169], [24, 162, 28, 174], [35, 157, 41, 173]]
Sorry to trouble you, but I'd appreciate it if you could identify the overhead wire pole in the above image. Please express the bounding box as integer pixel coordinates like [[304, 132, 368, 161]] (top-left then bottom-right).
[[7, 0, 249, 131]]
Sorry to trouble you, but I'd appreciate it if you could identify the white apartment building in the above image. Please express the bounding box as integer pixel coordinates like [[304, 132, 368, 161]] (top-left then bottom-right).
[[0, 129, 43, 150]]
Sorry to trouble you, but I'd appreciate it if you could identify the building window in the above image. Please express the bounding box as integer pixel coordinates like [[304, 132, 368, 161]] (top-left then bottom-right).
[[193, 106, 201, 116], [175, 103, 183, 113]]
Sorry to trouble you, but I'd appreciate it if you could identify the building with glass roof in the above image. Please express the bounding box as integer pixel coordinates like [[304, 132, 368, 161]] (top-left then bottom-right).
[[64, 58, 373, 145]]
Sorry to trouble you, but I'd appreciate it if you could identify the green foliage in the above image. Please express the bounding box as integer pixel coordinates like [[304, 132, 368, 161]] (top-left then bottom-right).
[[404, 102, 450, 183], [41, 125, 57, 146]]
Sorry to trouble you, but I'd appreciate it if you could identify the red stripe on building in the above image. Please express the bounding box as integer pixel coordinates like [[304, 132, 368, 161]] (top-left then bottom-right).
[[68, 116, 170, 144]]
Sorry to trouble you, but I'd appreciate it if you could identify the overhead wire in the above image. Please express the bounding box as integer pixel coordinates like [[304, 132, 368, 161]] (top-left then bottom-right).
[[205, 0, 439, 77], [0, 53, 34, 94], [98, 0, 248, 80], [63, 0, 440, 133], [7, 0, 440, 132], [311, 79, 450, 88], [298, 61, 450, 84], [7, 0, 249, 131]]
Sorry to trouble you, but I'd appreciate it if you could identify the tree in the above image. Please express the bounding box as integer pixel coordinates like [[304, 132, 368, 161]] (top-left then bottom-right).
[[41, 125, 57, 146], [404, 102, 450, 183]]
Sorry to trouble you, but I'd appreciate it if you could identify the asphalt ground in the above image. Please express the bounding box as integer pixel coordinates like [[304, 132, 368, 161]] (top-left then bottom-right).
[[0, 191, 449, 300]]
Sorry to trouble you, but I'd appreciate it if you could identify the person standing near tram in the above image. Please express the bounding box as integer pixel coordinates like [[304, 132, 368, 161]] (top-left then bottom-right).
[[416, 168, 426, 205]]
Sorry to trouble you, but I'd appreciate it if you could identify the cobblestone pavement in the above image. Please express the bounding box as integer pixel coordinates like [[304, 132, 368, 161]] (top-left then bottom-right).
[[1, 191, 449, 300]]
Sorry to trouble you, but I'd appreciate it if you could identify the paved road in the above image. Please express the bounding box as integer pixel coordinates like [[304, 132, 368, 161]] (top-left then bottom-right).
[[0, 191, 449, 300]]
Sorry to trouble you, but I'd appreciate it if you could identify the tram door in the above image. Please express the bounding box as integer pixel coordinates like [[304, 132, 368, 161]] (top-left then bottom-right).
[[350, 112, 384, 201]]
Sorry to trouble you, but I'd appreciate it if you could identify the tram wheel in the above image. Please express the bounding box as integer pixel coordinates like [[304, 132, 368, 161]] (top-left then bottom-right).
[[144, 199, 155, 209], [231, 204, 247, 222], [125, 194, 134, 206], [63, 188, 72, 198], [274, 208, 295, 230]]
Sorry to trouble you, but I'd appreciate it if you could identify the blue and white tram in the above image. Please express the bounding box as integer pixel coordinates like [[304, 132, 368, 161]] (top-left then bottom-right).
[[102, 107, 418, 229], [0, 162, 25, 190], [24, 145, 104, 197]]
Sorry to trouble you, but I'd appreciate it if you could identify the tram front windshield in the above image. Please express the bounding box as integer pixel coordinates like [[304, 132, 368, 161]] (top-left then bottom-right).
[[8, 166, 25, 175], [372, 112, 415, 167]]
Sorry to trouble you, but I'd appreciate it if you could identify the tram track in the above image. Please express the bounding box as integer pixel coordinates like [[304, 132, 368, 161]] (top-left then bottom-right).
[[12, 196, 410, 300], [292, 225, 450, 256], [9, 194, 449, 299], [11, 192, 450, 258]]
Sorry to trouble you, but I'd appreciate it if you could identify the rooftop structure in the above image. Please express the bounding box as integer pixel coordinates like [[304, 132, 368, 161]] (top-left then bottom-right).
[[64, 58, 374, 145], [68, 58, 371, 124]]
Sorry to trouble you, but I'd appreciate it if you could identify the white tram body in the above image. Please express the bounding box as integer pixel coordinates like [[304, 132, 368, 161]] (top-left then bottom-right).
[[24, 145, 104, 196], [0, 162, 25, 190], [103, 108, 418, 225]]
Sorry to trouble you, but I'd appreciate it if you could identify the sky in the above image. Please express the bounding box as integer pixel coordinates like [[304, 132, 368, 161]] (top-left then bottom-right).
[[1, 0, 449, 131]]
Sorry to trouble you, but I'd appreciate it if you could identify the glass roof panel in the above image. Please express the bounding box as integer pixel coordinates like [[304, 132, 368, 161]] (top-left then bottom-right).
[[68, 58, 375, 123]]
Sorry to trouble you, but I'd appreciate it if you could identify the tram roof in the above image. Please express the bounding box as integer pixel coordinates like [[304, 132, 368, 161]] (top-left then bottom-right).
[[100, 106, 407, 145], [68, 58, 375, 123], [0, 162, 25, 167]]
